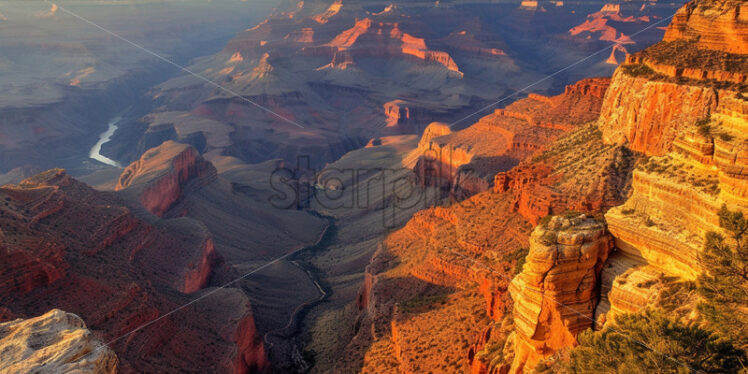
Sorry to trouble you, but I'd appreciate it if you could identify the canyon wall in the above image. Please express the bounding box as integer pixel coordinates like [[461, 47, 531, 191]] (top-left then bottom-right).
[[0, 169, 268, 372], [414, 78, 610, 199], [663, 0, 748, 54], [592, 0, 748, 337]]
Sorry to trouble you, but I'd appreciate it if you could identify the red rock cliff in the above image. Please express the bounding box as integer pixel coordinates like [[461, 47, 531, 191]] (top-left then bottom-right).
[[116, 141, 216, 217]]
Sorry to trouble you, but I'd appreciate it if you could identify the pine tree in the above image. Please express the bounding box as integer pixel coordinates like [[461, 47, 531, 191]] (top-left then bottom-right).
[[697, 205, 748, 352], [562, 311, 745, 374]]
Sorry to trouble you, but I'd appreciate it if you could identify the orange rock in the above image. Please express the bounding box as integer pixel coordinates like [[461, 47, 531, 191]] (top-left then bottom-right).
[[509, 215, 613, 373], [415, 78, 610, 199], [0, 169, 267, 372], [663, 0, 748, 54]]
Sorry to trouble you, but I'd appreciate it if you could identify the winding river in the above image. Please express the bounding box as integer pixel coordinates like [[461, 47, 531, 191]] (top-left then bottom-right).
[[89, 116, 122, 167]]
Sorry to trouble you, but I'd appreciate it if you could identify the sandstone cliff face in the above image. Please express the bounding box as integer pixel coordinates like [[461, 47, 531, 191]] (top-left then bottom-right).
[[663, 0, 748, 54], [116, 141, 216, 217], [341, 191, 531, 373], [597, 69, 719, 156], [509, 215, 613, 373], [414, 78, 610, 199], [322, 17, 462, 74], [0, 309, 118, 374], [594, 0, 748, 326], [494, 123, 637, 225]]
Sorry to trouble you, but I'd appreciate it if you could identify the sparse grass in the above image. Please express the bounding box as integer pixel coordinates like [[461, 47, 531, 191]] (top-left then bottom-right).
[[640, 40, 748, 74]]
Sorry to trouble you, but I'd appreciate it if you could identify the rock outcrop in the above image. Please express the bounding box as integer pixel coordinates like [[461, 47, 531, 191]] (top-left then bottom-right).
[[593, 0, 748, 330], [414, 78, 610, 199], [598, 0, 748, 156], [663, 0, 748, 54], [597, 69, 720, 156], [0, 309, 118, 374], [509, 215, 613, 373], [321, 17, 462, 74], [494, 123, 637, 225], [116, 141, 216, 217]]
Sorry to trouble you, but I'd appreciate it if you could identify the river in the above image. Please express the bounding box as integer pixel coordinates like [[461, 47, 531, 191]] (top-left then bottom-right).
[[89, 115, 122, 167]]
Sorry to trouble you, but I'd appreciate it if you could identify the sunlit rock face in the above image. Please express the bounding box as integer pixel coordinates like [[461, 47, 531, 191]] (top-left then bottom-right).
[[598, 70, 719, 156], [414, 78, 610, 199], [663, 0, 748, 54], [116, 141, 216, 217], [593, 0, 748, 329], [598, 0, 747, 157], [509, 215, 613, 373], [0, 309, 118, 374]]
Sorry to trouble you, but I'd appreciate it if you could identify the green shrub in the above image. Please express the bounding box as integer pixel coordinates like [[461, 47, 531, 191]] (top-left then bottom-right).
[[562, 311, 746, 373]]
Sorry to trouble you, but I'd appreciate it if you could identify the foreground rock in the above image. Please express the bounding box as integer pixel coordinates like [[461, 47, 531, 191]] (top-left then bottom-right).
[[0, 309, 118, 374]]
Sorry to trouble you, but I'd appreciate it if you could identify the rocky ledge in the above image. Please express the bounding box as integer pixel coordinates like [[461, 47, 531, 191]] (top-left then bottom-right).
[[0, 309, 118, 374]]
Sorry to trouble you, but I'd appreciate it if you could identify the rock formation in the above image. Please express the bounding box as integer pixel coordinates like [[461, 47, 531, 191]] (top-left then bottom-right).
[[111, 0, 667, 171], [314, 1, 746, 373], [0, 169, 269, 372], [592, 0, 748, 337], [414, 78, 611, 199], [509, 215, 613, 372], [597, 69, 720, 156], [0, 309, 118, 374], [116, 141, 216, 217], [663, 0, 748, 54], [494, 122, 637, 225]]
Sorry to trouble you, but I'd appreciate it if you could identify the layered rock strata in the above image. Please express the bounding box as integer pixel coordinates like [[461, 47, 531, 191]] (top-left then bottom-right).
[[415, 78, 610, 198], [116, 141, 216, 217], [0, 169, 268, 372], [509, 215, 613, 372]]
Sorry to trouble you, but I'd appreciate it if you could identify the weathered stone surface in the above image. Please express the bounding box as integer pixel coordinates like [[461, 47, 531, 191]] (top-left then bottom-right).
[[597, 69, 719, 156], [0, 169, 267, 373], [494, 123, 636, 225], [509, 215, 613, 373], [663, 0, 748, 54], [0, 309, 118, 374], [594, 251, 666, 324]]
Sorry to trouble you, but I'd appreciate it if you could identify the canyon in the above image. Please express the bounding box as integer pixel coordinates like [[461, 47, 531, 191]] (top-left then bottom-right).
[[100, 0, 678, 171], [0, 1, 273, 178], [1, 0, 746, 373]]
